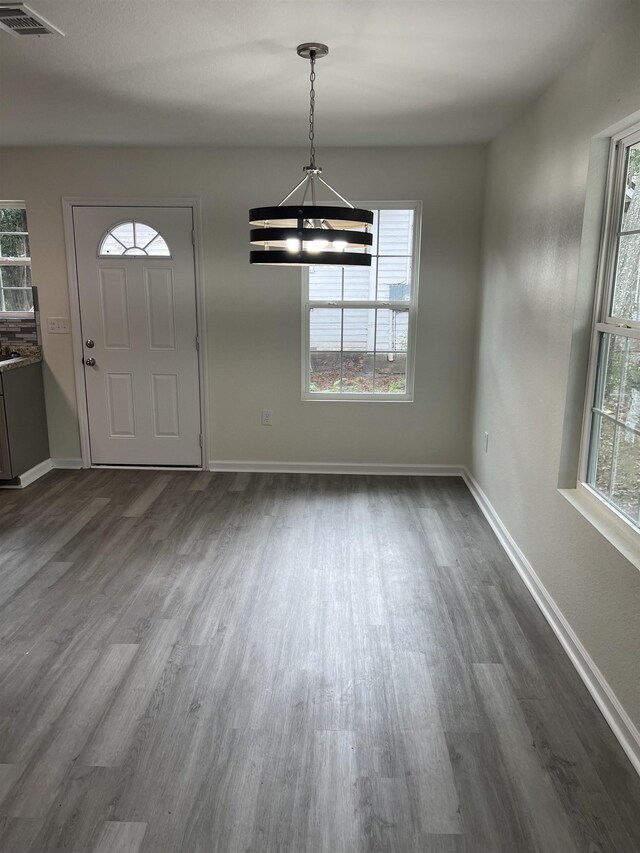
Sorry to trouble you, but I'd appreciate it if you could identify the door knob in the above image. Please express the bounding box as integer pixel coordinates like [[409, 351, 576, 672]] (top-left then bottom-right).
[[84, 357, 96, 367], [85, 339, 95, 348]]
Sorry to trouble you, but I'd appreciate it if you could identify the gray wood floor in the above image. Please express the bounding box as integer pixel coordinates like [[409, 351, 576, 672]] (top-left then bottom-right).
[[0, 470, 638, 852]]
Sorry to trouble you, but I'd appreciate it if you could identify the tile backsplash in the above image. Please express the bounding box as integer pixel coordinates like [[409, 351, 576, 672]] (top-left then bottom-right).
[[0, 286, 41, 345]]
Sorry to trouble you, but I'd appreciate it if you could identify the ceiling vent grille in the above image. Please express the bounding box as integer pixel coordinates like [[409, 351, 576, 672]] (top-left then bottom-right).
[[0, 4, 64, 36]]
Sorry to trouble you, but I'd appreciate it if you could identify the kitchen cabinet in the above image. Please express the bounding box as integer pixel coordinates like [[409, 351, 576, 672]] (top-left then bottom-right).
[[0, 362, 50, 482]]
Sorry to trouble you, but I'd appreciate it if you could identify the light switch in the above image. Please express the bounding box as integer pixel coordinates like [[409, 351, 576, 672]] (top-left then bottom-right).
[[47, 317, 70, 334]]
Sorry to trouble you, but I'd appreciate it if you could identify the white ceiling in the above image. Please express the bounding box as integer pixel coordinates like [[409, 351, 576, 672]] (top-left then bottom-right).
[[0, 0, 629, 147]]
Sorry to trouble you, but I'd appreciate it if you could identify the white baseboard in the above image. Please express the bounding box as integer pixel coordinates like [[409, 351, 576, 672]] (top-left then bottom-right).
[[51, 457, 83, 469], [19, 458, 53, 486], [462, 468, 640, 777], [209, 460, 465, 476], [0, 458, 53, 489]]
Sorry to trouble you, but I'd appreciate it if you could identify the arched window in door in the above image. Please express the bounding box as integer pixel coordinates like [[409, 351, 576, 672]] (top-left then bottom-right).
[[98, 220, 171, 257]]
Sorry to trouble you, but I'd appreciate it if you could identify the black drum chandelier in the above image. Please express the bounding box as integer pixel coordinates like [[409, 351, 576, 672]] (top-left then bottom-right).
[[250, 43, 373, 267]]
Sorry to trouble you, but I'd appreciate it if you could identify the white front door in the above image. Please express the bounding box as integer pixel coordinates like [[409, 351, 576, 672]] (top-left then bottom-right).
[[73, 206, 202, 466]]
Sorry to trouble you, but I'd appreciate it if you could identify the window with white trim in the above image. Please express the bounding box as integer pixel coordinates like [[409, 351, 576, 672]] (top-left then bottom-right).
[[0, 204, 33, 313], [583, 127, 640, 528], [303, 202, 420, 399], [98, 220, 171, 257]]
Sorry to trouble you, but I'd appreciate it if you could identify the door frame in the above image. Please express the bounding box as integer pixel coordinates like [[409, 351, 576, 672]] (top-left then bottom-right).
[[62, 197, 209, 469]]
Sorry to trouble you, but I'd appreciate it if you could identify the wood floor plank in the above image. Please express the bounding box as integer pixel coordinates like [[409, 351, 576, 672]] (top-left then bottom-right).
[[472, 662, 578, 852], [419, 507, 458, 567], [306, 729, 359, 853], [93, 820, 147, 853], [0, 471, 637, 852], [0, 816, 43, 853], [39, 497, 111, 553], [178, 727, 268, 853], [429, 657, 480, 734], [27, 764, 121, 853], [540, 653, 640, 848], [520, 696, 638, 851], [81, 621, 180, 767], [398, 727, 464, 836], [0, 551, 58, 610], [3, 644, 139, 818], [356, 776, 415, 853], [446, 731, 529, 852], [122, 474, 171, 518], [0, 765, 21, 808], [0, 644, 102, 764]]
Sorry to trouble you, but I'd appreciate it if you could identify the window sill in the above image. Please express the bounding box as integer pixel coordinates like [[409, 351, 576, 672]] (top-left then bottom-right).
[[0, 311, 35, 319], [559, 482, 640, 571], [303, 393, 414, 402]]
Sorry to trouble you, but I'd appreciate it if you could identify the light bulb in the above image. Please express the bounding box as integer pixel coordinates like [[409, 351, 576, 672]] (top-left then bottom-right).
[[333, 241, 347, 252], [286, 238, 301, 252], [307, 239, 328, 253]]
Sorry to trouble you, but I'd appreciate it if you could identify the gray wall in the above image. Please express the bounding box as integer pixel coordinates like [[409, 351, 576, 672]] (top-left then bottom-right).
[[0, 146, 485, 466], [470, 6, 640, 725]]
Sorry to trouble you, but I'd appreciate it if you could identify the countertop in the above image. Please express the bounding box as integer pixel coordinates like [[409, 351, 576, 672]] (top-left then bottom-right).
[[0, 345, 43, 373]]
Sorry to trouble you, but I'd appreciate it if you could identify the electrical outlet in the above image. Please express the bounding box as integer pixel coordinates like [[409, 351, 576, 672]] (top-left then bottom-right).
[[47, 317, 70, 334], [261, 409, 273, 426], [484, 431, 489, 453]]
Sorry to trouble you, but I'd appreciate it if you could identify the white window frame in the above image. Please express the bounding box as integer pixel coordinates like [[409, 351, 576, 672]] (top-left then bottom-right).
[[578, 122, 640, 535], [0, 200, 34, 317], [301, 200, 421, 402]]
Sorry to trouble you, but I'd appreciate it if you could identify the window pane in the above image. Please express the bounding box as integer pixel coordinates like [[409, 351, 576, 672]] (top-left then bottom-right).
[[341, 352, 374, 393], [618, 337, 640, 430], [144, 234, 171, 256], [309, 267, 342, 301], [309, 352, 341, 392], [598, 333, 621, 417], [591, 414, 614, 496], [100, 234, 125, 256], [620, 143, 640, 233], [135, 221, 157, 247], [0, 265, 32, 289], [377, 256, 412, 301], [611, 233, 640, 321], [308, 351, 376, 394], [611, 425, 640, 521], [110, 221, 135, 248], [343, 308, 375, 352], [0, 286, 33, 312], [310, 308, 342, 351], [375, 308, 408, 354], [1, 287, 33, 312], [377, 208, 414, 256], [596, 332, 640, 428], [375, 352, 407, 393], [0, 208, 27, 234], [0, 233, 29, 258], [343, 263, 375, 300], [590, 331, 640, 522]]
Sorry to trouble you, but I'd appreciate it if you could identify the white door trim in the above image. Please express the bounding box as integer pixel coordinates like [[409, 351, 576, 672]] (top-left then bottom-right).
[[62, 197, 209, 469]]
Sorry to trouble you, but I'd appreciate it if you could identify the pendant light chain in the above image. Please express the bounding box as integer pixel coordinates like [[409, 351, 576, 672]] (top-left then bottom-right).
[[308, 51, 316, 169]]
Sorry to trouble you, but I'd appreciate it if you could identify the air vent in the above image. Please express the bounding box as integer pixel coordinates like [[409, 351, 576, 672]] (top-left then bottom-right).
[[0, 3, 64, 36]]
